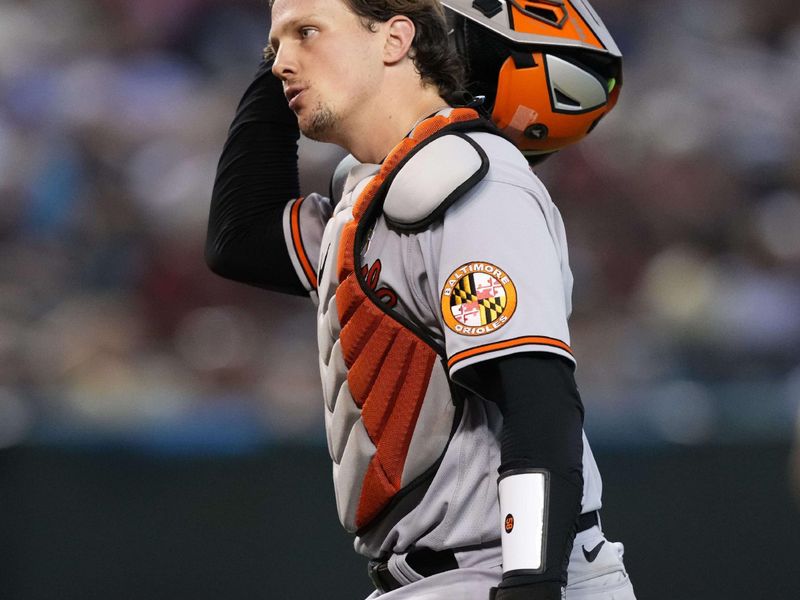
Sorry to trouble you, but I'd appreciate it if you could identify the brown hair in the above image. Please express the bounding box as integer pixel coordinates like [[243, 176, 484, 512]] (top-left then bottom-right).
[[267, 0, 464, 103]]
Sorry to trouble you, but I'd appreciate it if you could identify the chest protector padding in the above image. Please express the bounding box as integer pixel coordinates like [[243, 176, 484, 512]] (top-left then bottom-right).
[[334, 108, 489, 531]]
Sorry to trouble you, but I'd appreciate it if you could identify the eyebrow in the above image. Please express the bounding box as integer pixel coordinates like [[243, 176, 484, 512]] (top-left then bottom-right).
[[268, 14, 320, 49]]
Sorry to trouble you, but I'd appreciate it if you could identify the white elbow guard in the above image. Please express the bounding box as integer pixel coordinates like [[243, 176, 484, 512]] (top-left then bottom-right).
[[498, 469, 550, 575]]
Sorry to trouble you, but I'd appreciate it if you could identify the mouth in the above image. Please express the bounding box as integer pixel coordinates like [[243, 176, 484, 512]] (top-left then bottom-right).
[[285, 86, 306, 111]]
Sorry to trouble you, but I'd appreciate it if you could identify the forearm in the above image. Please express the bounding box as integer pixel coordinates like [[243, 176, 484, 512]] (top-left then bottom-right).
[[458, 353, 585, 598], [206, 60, 306, 294]]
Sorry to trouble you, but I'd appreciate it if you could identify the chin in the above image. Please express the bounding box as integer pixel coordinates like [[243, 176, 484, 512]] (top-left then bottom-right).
[[300, 103, 339, 142], [300, 126, 333, 143]]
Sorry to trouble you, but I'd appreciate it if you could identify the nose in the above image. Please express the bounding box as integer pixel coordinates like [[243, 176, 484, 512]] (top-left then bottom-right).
[[271, 45, 297, 81]]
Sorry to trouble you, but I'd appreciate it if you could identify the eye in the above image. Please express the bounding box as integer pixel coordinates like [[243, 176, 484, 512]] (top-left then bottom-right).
[[299, 27, 318, 39]]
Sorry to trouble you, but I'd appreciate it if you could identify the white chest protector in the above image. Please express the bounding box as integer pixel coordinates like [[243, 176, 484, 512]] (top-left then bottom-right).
[[286, 108, 604, 558], [315, 110, 493, 535]]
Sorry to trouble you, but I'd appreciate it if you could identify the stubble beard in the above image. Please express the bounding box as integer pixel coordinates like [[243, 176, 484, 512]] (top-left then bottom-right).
[[300, 101, 338, 142]]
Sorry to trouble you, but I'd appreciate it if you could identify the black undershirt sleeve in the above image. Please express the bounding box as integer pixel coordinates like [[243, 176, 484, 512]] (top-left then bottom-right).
[[455, 352, 585, 590], [205, 60, 307, 295]]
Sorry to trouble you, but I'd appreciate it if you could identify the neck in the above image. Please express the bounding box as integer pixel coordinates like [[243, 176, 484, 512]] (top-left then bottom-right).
[[338, 87, 449, 164]]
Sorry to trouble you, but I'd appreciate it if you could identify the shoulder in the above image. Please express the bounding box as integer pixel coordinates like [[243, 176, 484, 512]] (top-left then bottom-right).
[[466, 132, 550, 197], [382, 130, 552, 232], [382, 131, 490, 232], [460, 132, 558, 226]]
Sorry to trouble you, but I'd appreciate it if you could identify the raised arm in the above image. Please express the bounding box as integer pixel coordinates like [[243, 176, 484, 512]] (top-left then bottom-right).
[[205, 59, 307, 296]]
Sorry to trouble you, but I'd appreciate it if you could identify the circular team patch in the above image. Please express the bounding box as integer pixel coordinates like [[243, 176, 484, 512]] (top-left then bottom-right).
[[441, 262, 517, 336]]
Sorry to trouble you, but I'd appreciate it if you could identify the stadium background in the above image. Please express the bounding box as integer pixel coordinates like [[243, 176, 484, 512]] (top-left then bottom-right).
[[1, 0, 799, 598]]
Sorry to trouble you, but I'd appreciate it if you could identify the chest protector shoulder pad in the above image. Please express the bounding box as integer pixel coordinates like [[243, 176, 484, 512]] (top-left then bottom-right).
[[383, 132, 489, 232]]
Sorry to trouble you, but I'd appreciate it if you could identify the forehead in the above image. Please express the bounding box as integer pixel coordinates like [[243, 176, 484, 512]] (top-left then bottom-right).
[[271, 0, 351, 32]]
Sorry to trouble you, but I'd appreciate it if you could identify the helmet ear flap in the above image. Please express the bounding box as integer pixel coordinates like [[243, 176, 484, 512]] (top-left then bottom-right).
[[490, 50, 615, 161]]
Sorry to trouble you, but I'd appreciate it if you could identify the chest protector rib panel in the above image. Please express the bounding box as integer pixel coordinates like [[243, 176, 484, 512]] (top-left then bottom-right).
[[328, 108, 491, 533]]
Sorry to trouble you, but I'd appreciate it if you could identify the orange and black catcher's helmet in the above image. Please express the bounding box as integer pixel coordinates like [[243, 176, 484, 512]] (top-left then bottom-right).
[[442, 0, 623, 163]]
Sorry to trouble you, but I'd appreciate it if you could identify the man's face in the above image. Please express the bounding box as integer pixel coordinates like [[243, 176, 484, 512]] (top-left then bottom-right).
[[270, 0, 385, 142]]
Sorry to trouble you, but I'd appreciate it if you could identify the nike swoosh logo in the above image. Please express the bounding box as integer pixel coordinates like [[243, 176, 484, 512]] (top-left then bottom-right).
[[582, 540, 605, 563]]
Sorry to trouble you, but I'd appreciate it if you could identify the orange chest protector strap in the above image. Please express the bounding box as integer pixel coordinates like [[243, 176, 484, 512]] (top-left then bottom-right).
[[333, 108, 494, 530]]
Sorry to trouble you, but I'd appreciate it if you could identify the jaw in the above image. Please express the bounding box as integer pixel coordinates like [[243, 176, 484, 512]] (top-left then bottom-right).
[[294, 96, 337, 142]]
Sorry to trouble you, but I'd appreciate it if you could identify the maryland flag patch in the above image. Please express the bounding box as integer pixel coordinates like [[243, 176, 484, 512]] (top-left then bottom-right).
[[441, 262, 517, 336]]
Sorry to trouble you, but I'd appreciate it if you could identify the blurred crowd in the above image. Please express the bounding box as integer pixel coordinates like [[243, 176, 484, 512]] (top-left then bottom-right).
[[1, 0, 799, 451]]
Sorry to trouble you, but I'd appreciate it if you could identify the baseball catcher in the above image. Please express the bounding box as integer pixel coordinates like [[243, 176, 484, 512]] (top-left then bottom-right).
[[206, 1, 635, 598]]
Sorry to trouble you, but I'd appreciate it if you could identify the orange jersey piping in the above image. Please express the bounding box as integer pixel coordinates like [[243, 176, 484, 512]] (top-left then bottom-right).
[[447, 335, 573, 370], [289, 196, 318, 290]]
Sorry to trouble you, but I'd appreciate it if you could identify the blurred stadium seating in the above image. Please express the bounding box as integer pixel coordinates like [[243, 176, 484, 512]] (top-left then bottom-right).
[[1, 0, 799, 449], [1, 1, 799, 598]]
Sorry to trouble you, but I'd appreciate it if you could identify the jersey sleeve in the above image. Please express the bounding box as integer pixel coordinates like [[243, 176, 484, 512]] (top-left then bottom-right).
[[281, 193, 332, 298], [434, 174, 575, 378]]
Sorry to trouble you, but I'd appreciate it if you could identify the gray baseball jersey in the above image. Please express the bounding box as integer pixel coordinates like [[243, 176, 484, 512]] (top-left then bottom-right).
[[281, 110, 603, 561]]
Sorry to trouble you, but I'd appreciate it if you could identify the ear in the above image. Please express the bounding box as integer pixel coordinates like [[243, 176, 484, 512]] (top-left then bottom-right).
[[383, 16, 416, 65]]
